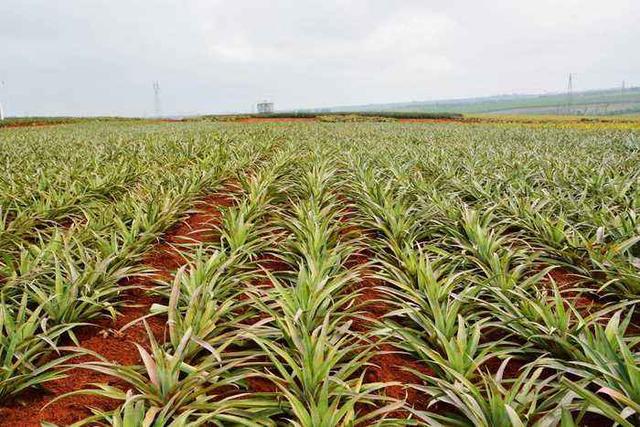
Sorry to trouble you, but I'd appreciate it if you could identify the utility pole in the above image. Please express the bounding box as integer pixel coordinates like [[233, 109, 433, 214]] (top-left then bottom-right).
[[566, 73, 573, 115], [152, 81, 161, 117], [622, 80, 626, 95]]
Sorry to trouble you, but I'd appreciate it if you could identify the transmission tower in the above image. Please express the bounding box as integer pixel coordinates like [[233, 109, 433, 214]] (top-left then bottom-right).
[[0, 81, 5, 121], [152, 81, 161, 117], [566, 73, 573, 115]]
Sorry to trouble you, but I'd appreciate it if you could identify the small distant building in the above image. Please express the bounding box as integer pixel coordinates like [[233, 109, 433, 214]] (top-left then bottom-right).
[[257, 101, 274, 114]]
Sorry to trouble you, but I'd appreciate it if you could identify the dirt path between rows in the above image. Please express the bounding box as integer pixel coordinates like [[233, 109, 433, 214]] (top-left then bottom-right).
[[335, 204, 433, 421], [0, 192, 235, 426], [347, 251, 433, 421]]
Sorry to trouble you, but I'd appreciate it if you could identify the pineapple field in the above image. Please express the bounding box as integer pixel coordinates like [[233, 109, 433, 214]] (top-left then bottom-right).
[[0, 119, 639, 426]]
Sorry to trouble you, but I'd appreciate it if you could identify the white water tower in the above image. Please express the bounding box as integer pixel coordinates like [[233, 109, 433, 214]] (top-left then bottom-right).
[[257, 100, 274, 114]]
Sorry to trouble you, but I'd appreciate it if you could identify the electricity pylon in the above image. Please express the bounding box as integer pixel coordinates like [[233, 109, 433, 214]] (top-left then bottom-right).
[[566, 73, 573, 115], [0, 81, 5, 121], [152, 81, 161, 117]]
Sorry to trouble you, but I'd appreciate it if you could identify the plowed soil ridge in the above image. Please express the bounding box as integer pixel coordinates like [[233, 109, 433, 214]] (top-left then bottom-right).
[[0, 193, 235, 426]]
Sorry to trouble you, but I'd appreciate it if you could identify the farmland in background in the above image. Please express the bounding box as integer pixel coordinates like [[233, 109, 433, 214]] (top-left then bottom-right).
[[316, 86, 640, 116], [1, 118, 640, 426]]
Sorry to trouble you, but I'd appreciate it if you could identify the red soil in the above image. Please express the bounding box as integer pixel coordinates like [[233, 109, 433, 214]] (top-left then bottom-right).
[[237, 117, 471, 125], [333, 199, 436, 416], [0, 193, 235, 426], [546, 268, 599, 313], [0, 122, 62, 129], [398, 118, 471, 124], [366, 343, 432, 411], [0, 287, 168, 426], [246, 377, 279, 394], [242, 251, 290, 392], [353, 277, 434, 417], [144, 194, 235, 271], [343, 240, 434, 417], [257, 253, 290, 275], [235, 117, 316, 123]]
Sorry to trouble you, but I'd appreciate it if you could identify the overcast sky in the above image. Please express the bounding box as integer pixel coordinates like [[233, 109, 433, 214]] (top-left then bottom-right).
[[0, 0, 638, 116]]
